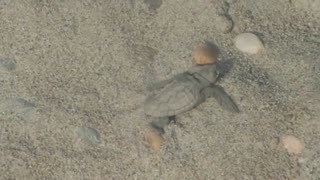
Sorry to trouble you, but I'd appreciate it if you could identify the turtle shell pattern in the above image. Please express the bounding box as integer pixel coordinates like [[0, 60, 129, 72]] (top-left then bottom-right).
[[144, 74, 204, 117]]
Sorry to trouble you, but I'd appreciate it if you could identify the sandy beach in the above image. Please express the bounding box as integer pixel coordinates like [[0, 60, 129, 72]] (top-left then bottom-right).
[[0, 0, 319, 179]]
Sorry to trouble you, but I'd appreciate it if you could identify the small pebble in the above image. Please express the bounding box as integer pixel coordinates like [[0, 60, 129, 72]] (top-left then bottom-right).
[[280, 135, 304, 155], [145, 130, 164, 152], [234, 33, 264, 54], [0, 57, 16, 72], [193, 43, 219, 65], [76, 127, 101, 145]]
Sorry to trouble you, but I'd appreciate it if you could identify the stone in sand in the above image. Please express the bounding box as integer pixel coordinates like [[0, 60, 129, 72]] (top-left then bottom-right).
[[0, 57, 16, 72], [76, 127, 101, 145]]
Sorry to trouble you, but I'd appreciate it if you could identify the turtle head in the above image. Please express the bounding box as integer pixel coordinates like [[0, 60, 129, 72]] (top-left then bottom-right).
[[189, 64, 220, 83]]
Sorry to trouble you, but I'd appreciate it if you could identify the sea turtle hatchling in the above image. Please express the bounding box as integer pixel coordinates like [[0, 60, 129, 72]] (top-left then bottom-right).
[[144, 63, 239, 134]]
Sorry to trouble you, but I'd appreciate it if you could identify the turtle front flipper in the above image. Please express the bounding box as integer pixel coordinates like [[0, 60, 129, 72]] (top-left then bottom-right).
[[150, 116, 175, 135], [146, 74, 187, 92], [202, 85, 240, 113]]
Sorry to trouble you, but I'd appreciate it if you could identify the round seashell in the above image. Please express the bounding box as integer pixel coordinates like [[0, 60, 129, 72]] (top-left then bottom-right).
[[234, 33, 264, 54], [145, 130, 164, 152], [280, 135, 304, 155], [193, 44, 218, 65]]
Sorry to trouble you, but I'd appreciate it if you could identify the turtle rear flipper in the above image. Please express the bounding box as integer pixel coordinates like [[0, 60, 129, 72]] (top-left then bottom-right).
[[202, 85, 240, 113], [150, 116, 175, 135]]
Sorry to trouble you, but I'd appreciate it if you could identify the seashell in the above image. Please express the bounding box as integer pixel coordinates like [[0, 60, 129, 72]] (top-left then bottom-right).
[[145, 130, 164, 152], [280, 135, 304, 155], [193, 43, 219, 65], [234, 33, 264, 54]]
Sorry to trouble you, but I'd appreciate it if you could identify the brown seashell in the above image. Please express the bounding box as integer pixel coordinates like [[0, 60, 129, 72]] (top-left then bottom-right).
[[193, 43, 219, 65], [145, 130, 165, 152], [280, 135, 304, 155]]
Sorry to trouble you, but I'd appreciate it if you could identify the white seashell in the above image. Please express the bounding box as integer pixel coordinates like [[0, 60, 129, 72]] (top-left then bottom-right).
[[234, 33, 264, 54]]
